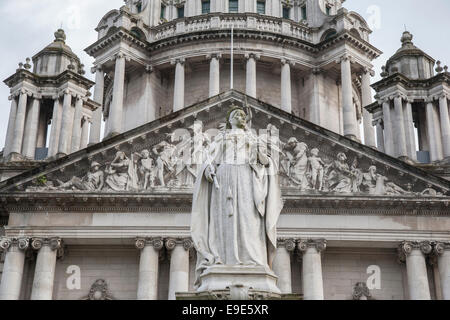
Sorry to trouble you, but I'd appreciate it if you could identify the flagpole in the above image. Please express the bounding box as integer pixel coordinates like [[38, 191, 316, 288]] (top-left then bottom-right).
[[230, 25, 234, 90]]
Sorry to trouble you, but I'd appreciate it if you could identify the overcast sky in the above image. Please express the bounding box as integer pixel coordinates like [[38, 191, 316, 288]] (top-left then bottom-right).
[[0, 0, 449, 149]]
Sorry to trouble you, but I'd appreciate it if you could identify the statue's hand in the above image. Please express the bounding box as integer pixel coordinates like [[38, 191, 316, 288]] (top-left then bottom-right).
[[205, 165, 215, 184]]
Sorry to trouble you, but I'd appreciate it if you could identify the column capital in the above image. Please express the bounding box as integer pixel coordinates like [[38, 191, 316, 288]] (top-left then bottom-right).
[[360, 67, 375, 77], [114, 52, 127, 61], [277, 238, 296, 252], [244, 52, 261, 61], [398, 240, 433, 261], [165, 237, 193, 251], [0, 237, 30, 251], [170, 57, 186, 66], [298, 239, 327, 253], [145, 65, 154, 73], [311, 67, 323, 75], [438, 92, 450, 100], [31, 237, 63, 251], [135, 237, 164, 250], [280, 59, 295, 67], [389, 93, 406, 101], [91, 65, 103, 74], [374, 118, 384, 126], [434, 241, 450, 256], [424, 97, 435, 104], [335, 54, 355, 64], [206, 53, 223, 61]]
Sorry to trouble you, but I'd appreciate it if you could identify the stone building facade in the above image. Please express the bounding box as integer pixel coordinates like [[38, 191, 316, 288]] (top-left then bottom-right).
[[0, 0, 449, 300]]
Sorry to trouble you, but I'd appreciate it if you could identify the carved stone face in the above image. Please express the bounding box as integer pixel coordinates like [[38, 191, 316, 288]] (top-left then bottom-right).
[[229, 109, 247, 129], [141, 150, 149, 158]]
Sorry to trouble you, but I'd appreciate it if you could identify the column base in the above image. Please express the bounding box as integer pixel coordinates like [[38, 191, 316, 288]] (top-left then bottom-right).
[[5, 152, 25, 162], [196, 265, 281, 294]]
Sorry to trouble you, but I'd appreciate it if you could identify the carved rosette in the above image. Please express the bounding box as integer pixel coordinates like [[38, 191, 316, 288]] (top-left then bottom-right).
[[298, 239, 327, 253], [0, 237, 30, 251], [135, 237, 164, 250], [398, 240, 433, 262]]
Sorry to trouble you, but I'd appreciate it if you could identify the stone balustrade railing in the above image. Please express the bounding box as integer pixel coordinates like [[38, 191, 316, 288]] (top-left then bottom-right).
[[151, 13, 312, 42]]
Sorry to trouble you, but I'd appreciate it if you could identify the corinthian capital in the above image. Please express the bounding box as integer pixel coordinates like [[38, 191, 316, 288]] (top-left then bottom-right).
[[298, 239, 327, 253], [0, 237, 30, 251], [135, 237, 164, 250]]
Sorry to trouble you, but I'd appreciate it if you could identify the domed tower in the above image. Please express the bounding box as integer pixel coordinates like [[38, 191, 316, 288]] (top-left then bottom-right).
[[2, 29, 99, 170], [368, 31, 450, 164], [86, 0, 381, 145]]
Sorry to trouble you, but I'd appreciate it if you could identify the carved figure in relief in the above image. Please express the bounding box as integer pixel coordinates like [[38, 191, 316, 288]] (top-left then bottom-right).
[[56, 161, 105, 191], [361, 165, 378, 194], [308, 148, 325, 190], [350, 158, 363, 193], [134, 149, 156, 189], [104, 151, 136, 191], [284, 138, 309, 190], [152, 141, 176, 187], [326, 152, 355, 193]]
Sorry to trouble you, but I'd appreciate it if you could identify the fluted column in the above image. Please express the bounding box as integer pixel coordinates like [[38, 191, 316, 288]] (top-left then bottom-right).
[[398, 241, 432, 300], [245, 53, 258, 98], [57, 91, 73, 156], [172, 58, 185, 112], [435, 242, 450, 300], [107, 53, 126, 137], [361, 69, 376, 148], [0, 237, 29, 300], [338, 55, 358, 140], [404, 99, 417, 160], [22, 96, 41, 159], [89, 65, 104, 145], [10, 89, 29, 156], [208, 54, 221, 97], [281, 59, 293, 113], [48, 97, 62, 157], [426, 100, 440, 162], [4, 95, 18, 157], [166, 238, 192, 300], [30, 238, 63, 300], [71, 96, 83, 153], [135, 237, 164, 300], [375, 119, 385, 153], [298, 239, 327, 300], [80, 116, 89, 150], [382, 99, 394, 156], [272, 239, 295, 294], [393, 94, 408, 158], [438, 94, 450, 158]]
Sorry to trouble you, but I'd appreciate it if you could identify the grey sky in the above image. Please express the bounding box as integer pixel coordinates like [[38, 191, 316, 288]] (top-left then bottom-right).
[[0, 0, 449, 149]]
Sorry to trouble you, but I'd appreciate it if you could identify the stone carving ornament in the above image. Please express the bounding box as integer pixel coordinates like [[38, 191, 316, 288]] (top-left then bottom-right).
[[82, 279, 115, 300]]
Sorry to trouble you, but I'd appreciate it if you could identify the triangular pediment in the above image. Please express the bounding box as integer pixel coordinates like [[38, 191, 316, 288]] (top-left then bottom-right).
[[1, 90, 449, 199]]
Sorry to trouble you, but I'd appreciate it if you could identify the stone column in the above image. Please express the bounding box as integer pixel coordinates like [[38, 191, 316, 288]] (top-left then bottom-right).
[[208, 54, 221, 97], [426, 100, 440, 162], [10, 89, 29, 156], [136, 237, 164, 300], [338, 55, 358, 140], [382, 99, 394, 156], [375, 119, 385, 153], [0, 237, 29, 300], [398, 241, 432, 300], [438, 94, 450, 158], [30, 238, 63, 300], [4, 95, 18, 157], [48, 97, 62, 157], [71, 97, 84, 153], [393, 94, 408, 158], [107, 53, 126, 138], [89, 66, 104, 145], [272, 239, 295, 294], [57, 91, 73, 156], [143, 65, 157, 123], [166, 238, 192, 300], [281, 59, 293, 113], [80, 116, 90, 150], [361, 69, 376, 148], [298, 239, 327, 300], [22, 96, 41, 159], [172, 58, 185, 112], [404, 99, 417, 160], [434, 242, 450, 300], [310, 68, 322, 125], [245, 53, 258, 98]]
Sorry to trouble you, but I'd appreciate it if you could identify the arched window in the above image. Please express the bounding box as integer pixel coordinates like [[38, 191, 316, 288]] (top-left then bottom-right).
[[321, 29, 337, 41], [131, 27, 146, 40], [350, 28, 362, 39]]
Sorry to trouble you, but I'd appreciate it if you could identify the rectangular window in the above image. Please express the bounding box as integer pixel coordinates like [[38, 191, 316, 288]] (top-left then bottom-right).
[[177, 6, 185, 18], [202, 0, 210, 14], [301, 6, 307, 20], [326, 5, 331, 15], [282, 6, 290, 19], [229, 0, 239, 13], [160, 5, 166, 19], [257, 1, 265, 15]]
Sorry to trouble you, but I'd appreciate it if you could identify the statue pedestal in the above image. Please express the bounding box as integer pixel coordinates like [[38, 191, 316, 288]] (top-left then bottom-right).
[[196, 265, 281, 294]]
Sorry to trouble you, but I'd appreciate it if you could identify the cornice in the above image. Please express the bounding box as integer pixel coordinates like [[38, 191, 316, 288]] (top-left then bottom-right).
[[371, 72, 450, 92]]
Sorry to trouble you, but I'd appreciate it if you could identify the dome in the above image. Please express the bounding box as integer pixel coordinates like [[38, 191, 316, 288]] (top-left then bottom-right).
[[32, 29, 84, 77], [384, 31, 435, 79]]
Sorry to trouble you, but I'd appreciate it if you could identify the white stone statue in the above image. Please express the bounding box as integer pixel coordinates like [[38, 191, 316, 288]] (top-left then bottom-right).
[[191, 106, 283, 292]]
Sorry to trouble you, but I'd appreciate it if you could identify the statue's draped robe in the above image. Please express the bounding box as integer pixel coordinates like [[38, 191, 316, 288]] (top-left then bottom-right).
[[191, 129, 283, 289]]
